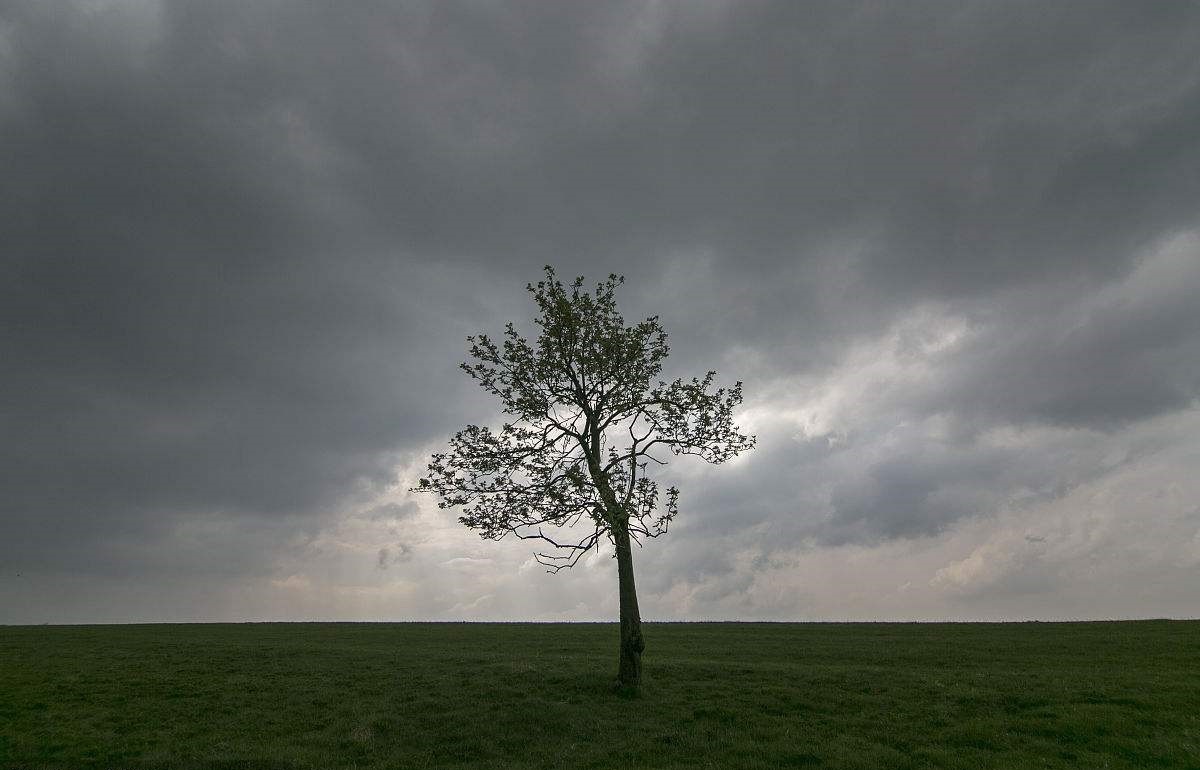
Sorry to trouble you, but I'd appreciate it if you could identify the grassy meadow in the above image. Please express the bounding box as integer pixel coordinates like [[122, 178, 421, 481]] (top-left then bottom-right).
[[1, 621, 1197, 769]]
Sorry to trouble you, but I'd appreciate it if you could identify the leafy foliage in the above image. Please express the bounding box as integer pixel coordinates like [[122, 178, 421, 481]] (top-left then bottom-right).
[[416, 267, 755, 570]]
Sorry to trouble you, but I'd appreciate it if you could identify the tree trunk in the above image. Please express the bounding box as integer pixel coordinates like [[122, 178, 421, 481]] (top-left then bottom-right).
[[614, 524, 645, 688]]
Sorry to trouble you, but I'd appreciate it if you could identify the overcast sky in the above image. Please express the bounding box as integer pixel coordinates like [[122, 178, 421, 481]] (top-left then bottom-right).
[[3, 1, 1199, 623]]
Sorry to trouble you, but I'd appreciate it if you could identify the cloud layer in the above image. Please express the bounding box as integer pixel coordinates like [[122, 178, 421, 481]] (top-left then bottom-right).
[[2, 0, 1198, 622]]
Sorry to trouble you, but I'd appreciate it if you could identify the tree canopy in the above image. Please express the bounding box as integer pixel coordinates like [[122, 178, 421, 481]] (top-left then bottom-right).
[[418, 268, 753, 568]]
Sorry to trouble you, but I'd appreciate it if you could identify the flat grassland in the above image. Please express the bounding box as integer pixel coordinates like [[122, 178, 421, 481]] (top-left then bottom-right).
[[1, 621, 1197, 769]]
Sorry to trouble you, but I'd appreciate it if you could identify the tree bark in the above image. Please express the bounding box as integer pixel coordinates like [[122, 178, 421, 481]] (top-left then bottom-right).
[[613, 524, 645, 688]]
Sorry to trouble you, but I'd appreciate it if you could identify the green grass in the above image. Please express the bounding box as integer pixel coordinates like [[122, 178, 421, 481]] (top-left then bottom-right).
[[1, 621, 1198, 769]]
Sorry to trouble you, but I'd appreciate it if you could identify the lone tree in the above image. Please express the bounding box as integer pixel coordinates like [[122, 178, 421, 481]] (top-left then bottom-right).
[[415, 267, 754, 687]]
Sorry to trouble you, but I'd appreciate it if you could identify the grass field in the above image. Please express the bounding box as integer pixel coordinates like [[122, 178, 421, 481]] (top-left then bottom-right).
[[1, 621, 1198, 769]]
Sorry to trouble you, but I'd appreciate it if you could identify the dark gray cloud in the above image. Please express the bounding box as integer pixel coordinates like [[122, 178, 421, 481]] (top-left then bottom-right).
[[925, 238, 1200, 428], [2, 0, 1199, 621]]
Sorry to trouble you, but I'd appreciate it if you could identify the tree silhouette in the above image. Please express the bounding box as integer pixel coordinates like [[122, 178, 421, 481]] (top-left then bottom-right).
[[415, 267, 754, 687]]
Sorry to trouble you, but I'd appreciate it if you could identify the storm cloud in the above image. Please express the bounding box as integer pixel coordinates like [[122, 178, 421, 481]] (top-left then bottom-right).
[[2, 0, 1198, 622]]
